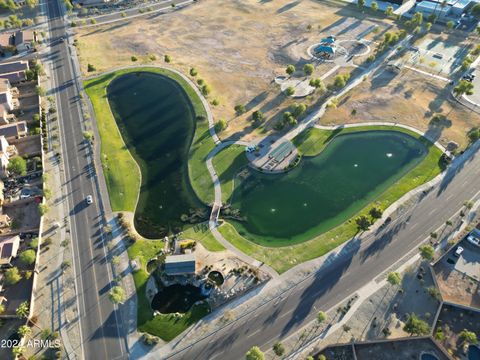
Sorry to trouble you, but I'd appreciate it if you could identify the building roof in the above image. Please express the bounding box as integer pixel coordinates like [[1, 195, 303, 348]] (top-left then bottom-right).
[[164, 254, 196, 275], [0, 121, 27, 139], [0, 60, 29, 75], [0, 235, 19, 265], [0, 136, 9, 153], [314, 45, 335, 54], [0, 78, 10, 93], [321, 37, 335, 44], [0, 33, 12, 48], [14, 30, 35, 46]]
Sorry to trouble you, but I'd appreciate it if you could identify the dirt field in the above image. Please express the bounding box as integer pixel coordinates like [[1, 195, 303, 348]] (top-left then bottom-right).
[[321, 67, 480, 149], [75, 0, 397, 141]]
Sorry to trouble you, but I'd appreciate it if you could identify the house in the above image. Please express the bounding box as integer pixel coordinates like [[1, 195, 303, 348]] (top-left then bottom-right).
[[13, 30, 37, 53], [0, 104, 15, 125], [0, 79, 17, 111], [0, 121, 27, 140], [0, 136, 17, 177], [0, 33, 13, 53], [164, 254, 196, 275], [0, 60, 29, 84], [0, 235, 19, 267]]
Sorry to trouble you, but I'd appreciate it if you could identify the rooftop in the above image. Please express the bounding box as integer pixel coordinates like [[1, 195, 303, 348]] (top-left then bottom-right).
[[165, 254, 196, 275], [0, 60, 29, 75]]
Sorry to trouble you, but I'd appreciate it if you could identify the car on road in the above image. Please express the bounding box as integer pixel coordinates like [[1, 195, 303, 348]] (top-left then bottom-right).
[[455, 246, 464, 257], [86, 195, 93, 205], [467, 234, 480, 246]]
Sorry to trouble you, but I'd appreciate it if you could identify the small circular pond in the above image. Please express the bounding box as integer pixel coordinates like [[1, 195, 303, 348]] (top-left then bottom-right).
[[151, 284, 208, 314], [420, 353, 439, 360], [469, 345, 480, 360], [208, 271, 225, 286]]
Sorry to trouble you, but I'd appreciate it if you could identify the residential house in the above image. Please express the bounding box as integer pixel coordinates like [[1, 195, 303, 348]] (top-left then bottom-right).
[[0, 235, 19, 267], [164, 254, 196, 275], [0, 33, 13, 53], [0, 79, 17, 111], [0, 60, 29, 84], [0, 121, 27, 140], [13, 30, 37, 53], [0, 136, 17, 177]]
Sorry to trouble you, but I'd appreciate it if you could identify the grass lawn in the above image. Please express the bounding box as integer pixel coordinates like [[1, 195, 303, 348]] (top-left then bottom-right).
[[212, 145, 248, 203], [181, 223, 225, 252], [139, 302, 211, 341], [84, 67, 215, 211], [218, 126, 445, 273], [126, 239, 165, 325]]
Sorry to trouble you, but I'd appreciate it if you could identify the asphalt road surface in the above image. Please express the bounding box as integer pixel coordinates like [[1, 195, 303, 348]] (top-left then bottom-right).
[[162, 146, 480, 360], [45, 0, 127, 359]]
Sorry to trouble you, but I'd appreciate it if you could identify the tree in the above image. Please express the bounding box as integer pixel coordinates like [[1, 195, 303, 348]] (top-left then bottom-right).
[[291, 103, 307, 117], [371, 1, 378, 11], [273, 342, 285, 356], [468, 128, 480, 143], [19, 249, 36, 266], [385, 6, 393, 16], [108, 286, 126, 304], [189, 68, 198, 76], [18, 325, 31, 337], [7, 155, 27, 176], [164, 54, 171, 63], [0, 303, 4, 315], [446, 20, 454, 30], [234, 104, 246, 115], [318, 356, 326, 360], [252, 110, 264, 123], [419, 244, 435, 261], [5, 267, 22, 285], [472, 3, 480, 18], [285, 86, 295, 96], [317, 311, 327, 324], [356, 215, 371, 231], [309, 78, 325, 92], [454, 80, 474, 97], [303, 63, 314, 76], [201, 84, 211, 96], [425, 22, 432, 32], [369, 207, 383, 219], [87, 63, 96, 72], [214, 119, 227, 133], [459, 329, 478, 345], [387, 271, 401, 286], [245, 346, 264, 360], [16, 301, 29, 318], [38, 203, 49, 216], [357, 0, 365, 10], [403, 313, 430, 336], [286, 64, 295, 76], [35, 85, 46, 97], [83, 131, 94, 143]]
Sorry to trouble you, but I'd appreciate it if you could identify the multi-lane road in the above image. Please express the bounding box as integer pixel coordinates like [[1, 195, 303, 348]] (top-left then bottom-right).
[[45, 0, 127, 359], [42, 0, 480, 359]]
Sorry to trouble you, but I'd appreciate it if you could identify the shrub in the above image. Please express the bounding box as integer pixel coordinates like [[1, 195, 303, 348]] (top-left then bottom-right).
[[19, 249, 36, 266], [5, 267, 22, 285], [87, 63, 96, 72]]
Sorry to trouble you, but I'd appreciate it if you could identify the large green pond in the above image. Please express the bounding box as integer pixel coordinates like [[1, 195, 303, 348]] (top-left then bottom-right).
[[230, 131, 427, 246], [107, 72, 206, 238]]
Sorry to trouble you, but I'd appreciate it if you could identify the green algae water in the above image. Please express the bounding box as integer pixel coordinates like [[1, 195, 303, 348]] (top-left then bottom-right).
[[107, 72, 205, 238], [230, 131, 427, 246]]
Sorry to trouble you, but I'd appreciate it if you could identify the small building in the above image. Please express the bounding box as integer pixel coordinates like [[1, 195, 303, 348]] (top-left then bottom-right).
[[164, 254, 196, 276], [314, 45, 336, 58], [0, 136, 17, 178], [0, 33, 13, 52], [0, 79, 15, 111], [13, 30, 37, 53], [0, 235, 19, 267], [0, 121, 27, 140], [0, 60, 30, 84]]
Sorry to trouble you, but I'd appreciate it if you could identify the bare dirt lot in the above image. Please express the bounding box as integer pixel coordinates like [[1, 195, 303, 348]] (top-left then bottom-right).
[[75, 0, 397, 141], [321, 67, 480, 149]]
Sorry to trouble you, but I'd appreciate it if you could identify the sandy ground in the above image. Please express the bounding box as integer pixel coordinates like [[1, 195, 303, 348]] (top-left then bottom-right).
[[321, 67, 480, 149], [75, 0, 397, 141]]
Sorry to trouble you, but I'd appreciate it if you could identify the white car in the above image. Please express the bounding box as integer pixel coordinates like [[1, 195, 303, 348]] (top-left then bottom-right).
[[455, 246, 464, 257], [86, 195, 93, 205], [467, 235, 480, 247]]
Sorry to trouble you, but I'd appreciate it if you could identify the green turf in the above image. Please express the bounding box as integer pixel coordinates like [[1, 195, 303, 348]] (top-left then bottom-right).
[[139, 302, 210, 341], [212, 145, 248, 203], [181, 223, 225, 252]]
